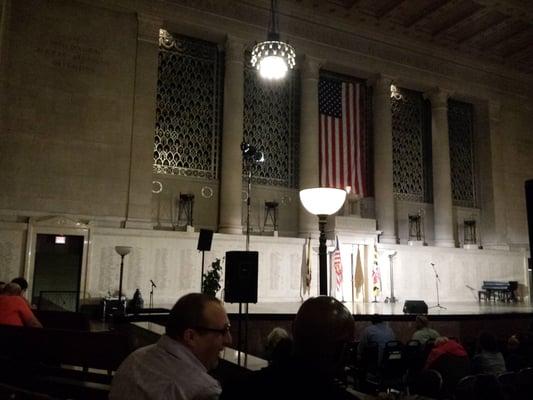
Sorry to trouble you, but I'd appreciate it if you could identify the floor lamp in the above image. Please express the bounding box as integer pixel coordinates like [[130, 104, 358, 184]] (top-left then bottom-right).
[[299, 188, 346, 296], [115, 246, 132, 314]]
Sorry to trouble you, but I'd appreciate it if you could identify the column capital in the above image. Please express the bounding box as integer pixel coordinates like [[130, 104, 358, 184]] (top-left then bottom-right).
[[300, 55, 324, 80], [424, 87, 453, 108], [137, 14, 162, 44], [225, 35, 246, 63], [370, 74, 395, 97]]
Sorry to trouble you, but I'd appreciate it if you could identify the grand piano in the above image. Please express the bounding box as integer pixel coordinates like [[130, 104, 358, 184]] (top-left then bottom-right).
[[479, 281, 518, 302]]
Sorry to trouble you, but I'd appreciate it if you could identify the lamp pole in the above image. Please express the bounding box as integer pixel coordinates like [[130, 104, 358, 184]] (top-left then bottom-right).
[[318, 215, 328, 295], [299, 188, 346, 297]]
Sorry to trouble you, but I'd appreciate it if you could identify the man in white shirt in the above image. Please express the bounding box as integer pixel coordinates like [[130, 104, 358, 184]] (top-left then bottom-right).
[[110, 293, 232, 400]]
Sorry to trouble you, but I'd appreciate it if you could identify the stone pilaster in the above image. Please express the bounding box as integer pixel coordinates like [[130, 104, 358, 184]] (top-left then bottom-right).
[[426, 88, 455, 247], [372, 75, 397, 244], [218, 36, 245, 234], [298, 55, 323, 237], [483, 101, 509, 249], [125, 14, 161, 229]]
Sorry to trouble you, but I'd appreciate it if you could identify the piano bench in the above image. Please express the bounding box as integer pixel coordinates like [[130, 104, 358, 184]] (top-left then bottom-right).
[[478, 290, 488, 302]]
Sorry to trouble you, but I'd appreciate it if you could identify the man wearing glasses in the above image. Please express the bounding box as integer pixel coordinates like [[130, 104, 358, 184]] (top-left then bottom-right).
[[110, 293, 232, 400]]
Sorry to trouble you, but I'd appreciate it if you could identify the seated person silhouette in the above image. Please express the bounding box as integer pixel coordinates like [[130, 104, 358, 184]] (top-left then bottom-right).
[[221, 296, 357, 400]]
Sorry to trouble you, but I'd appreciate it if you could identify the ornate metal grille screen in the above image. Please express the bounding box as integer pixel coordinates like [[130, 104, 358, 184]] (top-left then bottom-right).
[[153, 30, 223, 179], [448, 99, 475, 207], [392, 88, 432, 202], [243, 64, 299, 187]]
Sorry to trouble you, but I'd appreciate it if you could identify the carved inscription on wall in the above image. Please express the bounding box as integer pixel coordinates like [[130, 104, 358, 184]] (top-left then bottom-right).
[[35, 35, 109, 75]]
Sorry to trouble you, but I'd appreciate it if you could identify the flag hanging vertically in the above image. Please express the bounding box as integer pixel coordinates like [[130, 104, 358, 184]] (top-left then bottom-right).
[[319, 74, 367, 196], [354, 246, 364, 296], [332, 236, 343, 296], [372, 244, 381, 299], [301, 237, 312, 297]]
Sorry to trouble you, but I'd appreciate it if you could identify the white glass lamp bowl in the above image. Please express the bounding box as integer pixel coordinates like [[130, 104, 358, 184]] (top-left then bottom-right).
[[115, 246, 132, 256], [299, 188, 347, 216]]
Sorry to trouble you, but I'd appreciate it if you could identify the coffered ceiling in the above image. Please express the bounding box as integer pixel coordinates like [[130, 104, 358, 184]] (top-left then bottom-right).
[[285, 0, 532, 75]]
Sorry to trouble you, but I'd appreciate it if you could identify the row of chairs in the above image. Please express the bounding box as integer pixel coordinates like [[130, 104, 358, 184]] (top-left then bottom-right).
[[455, 368, 533, 400], [346, 339, 434, 393]]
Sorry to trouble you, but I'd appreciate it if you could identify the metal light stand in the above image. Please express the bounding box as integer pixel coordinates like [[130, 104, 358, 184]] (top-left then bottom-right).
[[428, 262, 446, 310], [114, 246, 132, 317], [385, 252, 397, 303], [237, 142, 264, 366]]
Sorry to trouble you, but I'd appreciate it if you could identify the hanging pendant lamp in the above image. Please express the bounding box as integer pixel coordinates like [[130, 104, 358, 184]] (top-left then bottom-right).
[[251, 0, 296, 80]]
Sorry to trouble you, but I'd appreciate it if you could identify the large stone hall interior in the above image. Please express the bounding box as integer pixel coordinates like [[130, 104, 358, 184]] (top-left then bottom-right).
[[3, 0, 533, 398], [1, 0, 533, 317]]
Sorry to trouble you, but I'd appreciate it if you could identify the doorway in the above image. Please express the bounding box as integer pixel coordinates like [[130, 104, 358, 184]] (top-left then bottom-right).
[[32, 234, 84, 311]]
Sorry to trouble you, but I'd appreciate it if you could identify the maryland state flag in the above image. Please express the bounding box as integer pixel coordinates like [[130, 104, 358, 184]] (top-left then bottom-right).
[[372, 244, 381, 299]]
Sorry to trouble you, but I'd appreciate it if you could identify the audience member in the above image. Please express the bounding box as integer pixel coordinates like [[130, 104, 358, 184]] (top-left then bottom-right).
[[505, 333, 528, 371], [358, 314, 395, 364], [472, 331, 506, 375], [412, 315, 439, 344], [10, 277, 28, 295], [220, 296, 356, 400], [0, 283, 42, 328], [425, 337, 470, 396], [264, 327, 292, 366], [110, 293, 231, 400]]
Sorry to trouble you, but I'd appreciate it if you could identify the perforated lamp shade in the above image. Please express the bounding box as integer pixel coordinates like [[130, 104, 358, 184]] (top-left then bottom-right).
[[299, 188, 347, 216]]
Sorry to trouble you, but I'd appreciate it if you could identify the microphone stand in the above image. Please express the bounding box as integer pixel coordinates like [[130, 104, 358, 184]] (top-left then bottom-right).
[[428, 263, 446, 310], [149, 280, 156, 309]]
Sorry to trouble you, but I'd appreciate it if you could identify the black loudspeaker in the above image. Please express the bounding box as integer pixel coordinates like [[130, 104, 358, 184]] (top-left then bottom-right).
[[197, 229, 214, 251], [403, 300, 428, 314], [526, 180, 533, 262], [224, 251, 258, 303]]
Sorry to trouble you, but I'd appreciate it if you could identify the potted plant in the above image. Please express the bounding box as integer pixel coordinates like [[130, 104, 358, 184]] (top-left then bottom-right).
[[202, 258, 222, 297]]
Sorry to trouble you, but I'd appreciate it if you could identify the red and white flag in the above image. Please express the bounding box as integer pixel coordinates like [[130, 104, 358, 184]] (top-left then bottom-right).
[[332, 236, 343, 295], [319, 74, 367, 196]]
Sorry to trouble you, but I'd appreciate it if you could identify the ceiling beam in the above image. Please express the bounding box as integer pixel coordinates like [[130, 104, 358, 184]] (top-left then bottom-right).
[[457, 14, 510, 45], [375, 0, 407, 20], [503, 42, 533, 59], [472, 0, 533, 23], [404, 0, 453, 28], [431, 6, 487, 39], [482, 25, 531, 50]]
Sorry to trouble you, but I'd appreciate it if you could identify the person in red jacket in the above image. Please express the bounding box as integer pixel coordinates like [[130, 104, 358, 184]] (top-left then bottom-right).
[[0, 283, 42, 328]]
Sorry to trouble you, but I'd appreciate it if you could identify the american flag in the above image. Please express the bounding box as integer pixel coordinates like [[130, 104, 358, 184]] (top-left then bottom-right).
[[319, 75, 367, 195], [332, 236, 343, 294]]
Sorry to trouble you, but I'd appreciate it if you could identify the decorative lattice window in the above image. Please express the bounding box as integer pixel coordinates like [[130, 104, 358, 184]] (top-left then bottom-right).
[[153, 30, 223, 179], [448, 99, 475, 207], [392, 88, 432, 202], [243, 63, 299, 187]]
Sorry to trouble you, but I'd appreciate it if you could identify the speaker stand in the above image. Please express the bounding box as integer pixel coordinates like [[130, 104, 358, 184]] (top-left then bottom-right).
[[200, 250, 205, 290]]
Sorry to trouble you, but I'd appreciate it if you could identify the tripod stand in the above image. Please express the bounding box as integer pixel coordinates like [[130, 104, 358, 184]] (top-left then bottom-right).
[[428, 262, 446, 310]]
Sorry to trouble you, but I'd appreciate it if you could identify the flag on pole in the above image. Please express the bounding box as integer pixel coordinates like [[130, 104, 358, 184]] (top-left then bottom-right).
[[301, 237, 312, 297], [332, 236, 343, 295], [372, 244, 381, 299], [319, 74, 367, 196], [354, 246, 364, 295]]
